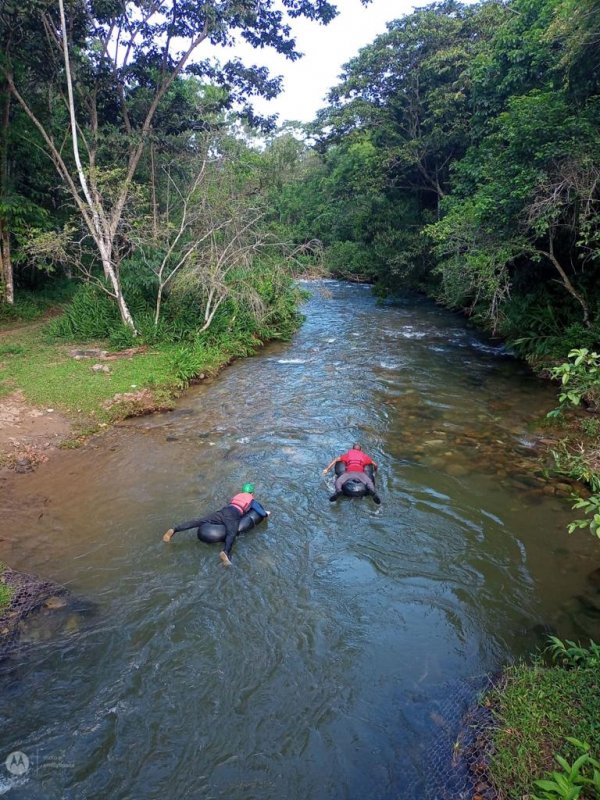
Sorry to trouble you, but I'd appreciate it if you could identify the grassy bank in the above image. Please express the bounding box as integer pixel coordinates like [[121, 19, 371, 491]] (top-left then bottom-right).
[[1, 329, 252, 417], [0, 323, 293, 438], [487, 641, 600, 799], [0, 565, 13, 613], [0, 278, 304, 448]]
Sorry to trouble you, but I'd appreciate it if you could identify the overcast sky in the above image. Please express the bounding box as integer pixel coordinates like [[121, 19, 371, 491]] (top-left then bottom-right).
[[214, 0, 425, 125]]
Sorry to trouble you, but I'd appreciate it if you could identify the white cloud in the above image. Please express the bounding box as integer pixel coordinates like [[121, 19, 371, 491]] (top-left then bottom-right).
[[205, 0, 421, 125]]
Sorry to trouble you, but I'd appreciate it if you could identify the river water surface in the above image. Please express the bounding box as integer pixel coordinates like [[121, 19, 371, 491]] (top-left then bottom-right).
[[1, 281, 599, 799]]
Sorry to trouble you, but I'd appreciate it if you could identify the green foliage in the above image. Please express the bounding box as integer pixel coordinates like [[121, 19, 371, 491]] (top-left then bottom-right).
[[580, 418, 600, 439], [324, 241, 379, 279], [533, 738, 600, 800], [48, 284, 120, 341], [547, 637, 600, 669], [265, 0, 600, 362], [108, 324, 138, 351], [169, 345, 207, 387], [0, 567, 12, 613], [549, 349, 600, 411], [0, 298, 40, 323], [0, 282, 76, 325], [0, 343, 26, 356], [566, 496, 600, 539], [548, 443, 600, 493], [487, 655, 600, 799], [4, 0, 600, 369]]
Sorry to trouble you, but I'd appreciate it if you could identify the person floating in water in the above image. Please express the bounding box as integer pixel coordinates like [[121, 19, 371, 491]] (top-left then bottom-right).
[[162, 483, 270, 565], [322, 443, 381, 504]]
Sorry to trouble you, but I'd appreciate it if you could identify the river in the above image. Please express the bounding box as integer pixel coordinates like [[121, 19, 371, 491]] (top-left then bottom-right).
[[1, 280, 599, 799]]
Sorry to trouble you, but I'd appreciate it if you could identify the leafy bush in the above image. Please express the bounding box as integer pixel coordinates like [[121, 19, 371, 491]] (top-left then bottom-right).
[[108, 324, 138, 351], [324, 241, 379, 279], [0, 297, 41, 323], [170, 345, 206, 386], [48, 284, 120, 340], [0, 281, 76, 325], [501, 293, 600, 360], [533, 738, 600, 800], [549, 349, 600, 412], [566, 495, 600, 539], [547, 637, 600, 668]]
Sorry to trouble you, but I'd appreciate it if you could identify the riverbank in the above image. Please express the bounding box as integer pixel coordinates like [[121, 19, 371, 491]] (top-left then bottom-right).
[[484, 637, 600, 799], [0, 318, 298, 471]]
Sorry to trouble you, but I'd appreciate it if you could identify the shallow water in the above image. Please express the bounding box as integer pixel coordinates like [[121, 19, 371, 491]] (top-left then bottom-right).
[[1, 281, 599, 799]]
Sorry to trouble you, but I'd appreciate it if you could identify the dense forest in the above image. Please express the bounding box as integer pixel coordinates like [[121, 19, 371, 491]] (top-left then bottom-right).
[[1, 0, 599, 359], [282, 0, 600, 360]]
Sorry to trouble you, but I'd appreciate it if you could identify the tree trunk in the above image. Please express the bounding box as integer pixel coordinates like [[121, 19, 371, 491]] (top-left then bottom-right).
[[0, 81, 13, 304], [97, 239, 136, 330], [59, 0, 137, 332], [542, 238, 590, 327], [150, 141, 159, 242], [0, 220, 13, 305]]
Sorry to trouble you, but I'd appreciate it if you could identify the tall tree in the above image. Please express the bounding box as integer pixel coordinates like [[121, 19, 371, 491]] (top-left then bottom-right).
[[1, 0, 353, 328]]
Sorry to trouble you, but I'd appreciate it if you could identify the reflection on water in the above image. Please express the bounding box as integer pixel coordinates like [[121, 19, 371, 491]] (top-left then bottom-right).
[[0, 281, 599, 799]]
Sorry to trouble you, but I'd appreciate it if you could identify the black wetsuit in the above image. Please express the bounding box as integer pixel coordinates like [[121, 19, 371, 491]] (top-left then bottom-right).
[[173, 505, 242, 556]]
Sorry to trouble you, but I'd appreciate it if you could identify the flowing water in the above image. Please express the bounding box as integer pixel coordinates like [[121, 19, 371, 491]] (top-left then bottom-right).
[[1, 281, 599, 799]]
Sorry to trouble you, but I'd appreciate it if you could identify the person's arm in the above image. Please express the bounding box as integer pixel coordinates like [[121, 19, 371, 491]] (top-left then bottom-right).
[[250, 499, 271, 518], [322, 457, 339, 475]]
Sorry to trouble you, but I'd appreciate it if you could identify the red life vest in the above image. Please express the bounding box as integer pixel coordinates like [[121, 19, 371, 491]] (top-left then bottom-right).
[[228, 492, 253, 514], [340, 449, 374, 473]]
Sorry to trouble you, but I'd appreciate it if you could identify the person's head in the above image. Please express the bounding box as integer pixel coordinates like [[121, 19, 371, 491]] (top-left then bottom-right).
[[352, 443, 362, 451], [242, 483, 255, 494]]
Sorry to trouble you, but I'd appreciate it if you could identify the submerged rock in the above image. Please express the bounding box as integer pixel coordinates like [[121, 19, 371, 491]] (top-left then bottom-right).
[[446, 463, 470, 477], [576, 594, 600, 616], [587, 567, 600, 590], [43, 596, 68, 610]]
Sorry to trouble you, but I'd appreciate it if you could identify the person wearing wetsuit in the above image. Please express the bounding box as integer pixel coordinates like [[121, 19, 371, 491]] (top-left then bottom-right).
[[162, 483, 269, 565], [322, 443, 381, 504]]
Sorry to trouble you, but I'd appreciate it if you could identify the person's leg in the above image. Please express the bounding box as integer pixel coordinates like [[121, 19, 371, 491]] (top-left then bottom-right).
[[330, 473, 346, 501], [331, 472, 356, 500], [356, 472, 381, 504], [335, 472, 381, 504], [219, 507, 242, 565]]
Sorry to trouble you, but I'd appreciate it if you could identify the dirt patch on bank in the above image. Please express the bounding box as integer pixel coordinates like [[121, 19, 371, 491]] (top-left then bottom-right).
[[0, 392, 72, 471]]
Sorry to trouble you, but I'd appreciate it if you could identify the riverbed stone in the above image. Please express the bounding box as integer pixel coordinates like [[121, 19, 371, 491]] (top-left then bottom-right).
[[43, 595, 68, 610], [70, 348, 108, 359], [14, 457, 33, 473], [554, 482, 574, 495], [576, 594, 600, 616], [446, 463, 469, 477]]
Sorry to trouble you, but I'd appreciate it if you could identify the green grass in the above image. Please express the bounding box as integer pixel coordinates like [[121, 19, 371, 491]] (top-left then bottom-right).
[[487, 660, 600, 798], [0, 323, 264, 427], [0, 564, 13, 613], [0, 583, 11, 611], [0, 282, 77, 327]]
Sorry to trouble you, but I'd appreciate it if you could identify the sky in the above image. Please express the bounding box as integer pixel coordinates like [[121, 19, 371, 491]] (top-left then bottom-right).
[[212, 0, 425, 126]]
